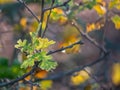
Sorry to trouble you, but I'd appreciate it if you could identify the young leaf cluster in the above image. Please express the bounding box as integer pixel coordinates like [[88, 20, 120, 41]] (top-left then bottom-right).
[[15, 32, 57, 71]]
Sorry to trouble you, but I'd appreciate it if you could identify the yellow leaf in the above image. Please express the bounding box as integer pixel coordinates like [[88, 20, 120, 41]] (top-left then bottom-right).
[[43, 8, 68, 25], [25, 75, 31, 81], [34, 69, 48, 79], [96, 0, 106, 6], [59, 35, 80, 54], [112, 63, 120, 86], [59, 16, 68, 24], [116, 5, 120, 10], [29, 20, 39, 32], [71, 70, 90, 86], [36, 38, 55, 50], [96, 0, 102, 3], [66, 44, 80, 54], [86, 23, 96, 33], [109, 0, 120, 10], [93, 4, 106, 15], [109, 1, 114, 9], [19, 86, 37, 90], [20, 18, 27, 28], [51, 8, 67, 23], [0, 0, 15, 4], [58, 24, 81, 54], [86, 18, 105, 33], [42, 21, 47, 30], [40, 80, 53, 90], [52, 8, 64, 15], [42, 13, 48, 30], [111, 15, 120, 30], [95, 22, 104, 29], [42, 8, 67, 29]]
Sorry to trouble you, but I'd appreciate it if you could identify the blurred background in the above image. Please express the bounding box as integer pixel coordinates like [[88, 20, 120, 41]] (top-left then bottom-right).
[[0, 0, 120, 90]]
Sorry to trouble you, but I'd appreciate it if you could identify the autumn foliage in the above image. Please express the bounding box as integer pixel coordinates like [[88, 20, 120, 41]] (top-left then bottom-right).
[[0, 0, 120, 90]]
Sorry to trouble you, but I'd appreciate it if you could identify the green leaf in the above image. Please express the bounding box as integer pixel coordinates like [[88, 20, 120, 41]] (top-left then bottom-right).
[[21, 58, 34, 69], [39, 60, 57, 71], [20, 51, 53, 69], [0, 58, 8, 66], [37, 51, 52, 61], [15, 39, 27, 48], [109, 0, 120, 10], [36, 38, 55, 50], [111, 15, 120, 29]]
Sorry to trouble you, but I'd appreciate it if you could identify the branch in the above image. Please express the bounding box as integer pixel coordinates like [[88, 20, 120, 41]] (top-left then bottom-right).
[[17, 0, 71, 37], [83, 69, 105, 89], [43, 0, 71, 12], [38, 0, 45, 37], [0, 0, 109, 88], [23, 79, 40, 87], [38, 0, 71, 37], [17, 0, 40, 22], [47, 40, 84, 55], [0, 62, 39, 87], [0, 40, 83, 87], [35, 52, 110, 82], [0, 30, 13, 34], [41, 0, 55, 38], [71, 20, 107, 54]]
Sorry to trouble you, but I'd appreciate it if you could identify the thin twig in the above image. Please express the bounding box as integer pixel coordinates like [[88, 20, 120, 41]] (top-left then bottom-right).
[[0, 40, 83, 87], [101, 4, 109, 46], [47, 40, 84, 55], [41, 0, 55, 38], [71, 20, 107, 54], [38, 0, 45, 37], [0, 62, 39, 87], [83, 69, 105, 90], [35, 52, 109, 82], [17, 0, 40, 22], [39, 0, 71, 37], [0, 30, 13, 34], [23, 79, 40, 87], [43, 0, 71, 12], [0, 0, 109, 88], [30, 73, 34, 90]]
